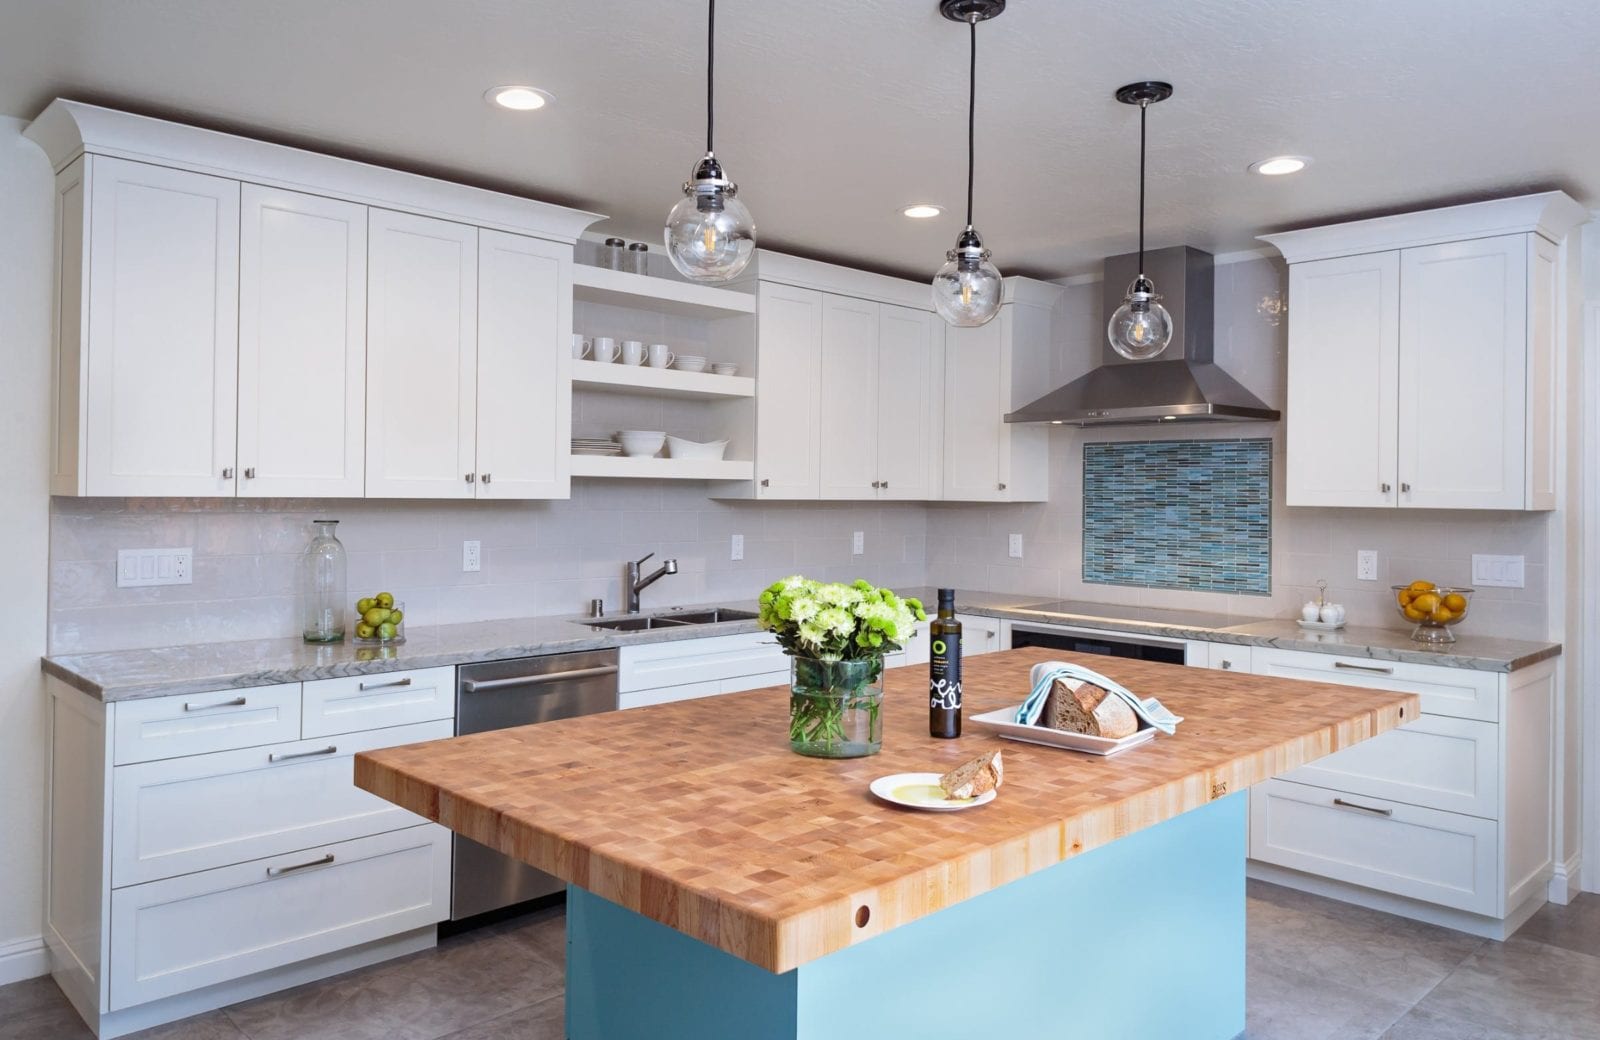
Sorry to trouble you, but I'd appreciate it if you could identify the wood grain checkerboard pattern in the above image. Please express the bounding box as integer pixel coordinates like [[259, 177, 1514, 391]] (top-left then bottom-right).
[[355, 646, 1418, 973]]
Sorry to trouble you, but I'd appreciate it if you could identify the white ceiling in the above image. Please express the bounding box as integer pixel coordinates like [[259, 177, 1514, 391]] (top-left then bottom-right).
[[2, 0, 1597, 279]]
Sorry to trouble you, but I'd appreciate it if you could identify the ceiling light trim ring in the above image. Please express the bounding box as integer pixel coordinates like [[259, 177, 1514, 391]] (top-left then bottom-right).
[[939, 0, 1006, 23], [485, 86, 552, 110]]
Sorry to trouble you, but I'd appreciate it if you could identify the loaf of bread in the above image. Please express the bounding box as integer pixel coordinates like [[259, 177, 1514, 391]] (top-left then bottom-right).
[[938, 750, 1003, 800], [1041, 677, 1138, 739]]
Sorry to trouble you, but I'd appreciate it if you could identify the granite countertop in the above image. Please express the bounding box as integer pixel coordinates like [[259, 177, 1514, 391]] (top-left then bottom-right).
[[44, 588, 1561, 703]]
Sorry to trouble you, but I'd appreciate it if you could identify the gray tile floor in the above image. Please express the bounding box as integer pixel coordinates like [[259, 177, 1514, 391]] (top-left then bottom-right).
[[2, 884, 1596, 1040]]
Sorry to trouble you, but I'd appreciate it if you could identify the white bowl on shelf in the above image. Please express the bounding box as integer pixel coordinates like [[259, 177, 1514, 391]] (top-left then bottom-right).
[[673, 356, 708, 373], [665, 436, 729, 461], [616, 430, 666, 458], [711, 362, 738, 376]]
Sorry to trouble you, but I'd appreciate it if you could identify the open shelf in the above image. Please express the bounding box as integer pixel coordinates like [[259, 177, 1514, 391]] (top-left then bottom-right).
[[573, 265, 756, 319], [570, 455, 754, 481], [572, 359, 754, 400]]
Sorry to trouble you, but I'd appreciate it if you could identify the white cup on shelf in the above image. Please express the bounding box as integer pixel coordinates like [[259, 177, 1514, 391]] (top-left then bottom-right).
[[621, 340, 645, 365], [593, 336, 619, 363], [572, 334, 591, 360], [647, 343, 675, 368]]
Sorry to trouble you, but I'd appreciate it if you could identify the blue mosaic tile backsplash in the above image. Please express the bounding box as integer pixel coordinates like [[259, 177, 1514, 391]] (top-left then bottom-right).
[[1083, 439, 1272, 595]]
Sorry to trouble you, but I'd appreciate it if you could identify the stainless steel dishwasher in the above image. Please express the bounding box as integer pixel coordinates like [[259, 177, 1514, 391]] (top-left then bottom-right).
[[451, 648, 619, 921]]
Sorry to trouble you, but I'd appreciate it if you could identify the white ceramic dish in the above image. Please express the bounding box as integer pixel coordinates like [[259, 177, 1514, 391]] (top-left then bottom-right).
[[869, 772, 995, 812], [673, 356, 708, 373], [711, 362, 739, 376], [1295, 619, 1346, 632], [969, 705, 1158, 756], [616, 430, 666, 458], [665, 436, 729, 460]]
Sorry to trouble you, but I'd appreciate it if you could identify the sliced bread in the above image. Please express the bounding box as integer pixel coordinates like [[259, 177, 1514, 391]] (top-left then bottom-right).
[[938, 750, 1003, 800], [1041, 677, 1138, 739]]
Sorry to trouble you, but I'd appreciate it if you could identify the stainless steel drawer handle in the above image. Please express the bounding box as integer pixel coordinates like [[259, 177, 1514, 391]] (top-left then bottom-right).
[[182, 696, 247, 712], [268, 745, 338, 763], [266, 853, 335, 877], [1332, 661, 1395, 676], [1333, 798, 1393, 818], [358, 677, 413, 691], [461, 664, 620, 694]]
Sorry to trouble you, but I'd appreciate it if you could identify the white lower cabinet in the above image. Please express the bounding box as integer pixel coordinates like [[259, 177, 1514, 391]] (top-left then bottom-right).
[[618, 633, 788, 710], [108, 824, 450, 1010], [956, 613, 1005, 655]]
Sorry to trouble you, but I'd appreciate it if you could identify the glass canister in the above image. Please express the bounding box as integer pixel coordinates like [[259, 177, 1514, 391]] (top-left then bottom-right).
[[627, 241, 650, 276], [602, 237, 627, 271], [299, 520, 348, 643]]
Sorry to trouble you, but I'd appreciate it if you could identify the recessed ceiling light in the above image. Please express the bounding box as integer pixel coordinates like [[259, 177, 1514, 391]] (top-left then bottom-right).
[[1249, 155, 1310, 176], [486, 86, 552, 111], [901, 204, 944, 219]]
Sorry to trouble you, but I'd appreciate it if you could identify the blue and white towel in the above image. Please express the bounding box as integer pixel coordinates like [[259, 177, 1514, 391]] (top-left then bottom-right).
[[1016, 661, 1184, 736]]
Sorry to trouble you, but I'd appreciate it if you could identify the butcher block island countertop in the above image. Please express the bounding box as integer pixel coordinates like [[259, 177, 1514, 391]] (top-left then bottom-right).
[[355, 646, 1417, 974]]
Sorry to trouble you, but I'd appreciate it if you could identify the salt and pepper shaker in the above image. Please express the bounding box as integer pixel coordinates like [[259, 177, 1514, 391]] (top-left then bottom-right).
[[602, 237, 626, 271], [627, 242, 650, 276]]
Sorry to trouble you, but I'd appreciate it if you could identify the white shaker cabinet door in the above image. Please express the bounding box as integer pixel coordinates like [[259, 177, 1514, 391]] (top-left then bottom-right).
[[366, 210, 478, 499], [876, 304, 942, 501], [237, 186, 367, 498], [1284, 252, 1400, 507], [754, 282, 824, 499], [84, 157, 240, 496], [817, 294, 881, 499], [1397, 235, 1527, 510], [942, 315, 1009, 502], [476, 229, 572, 499]]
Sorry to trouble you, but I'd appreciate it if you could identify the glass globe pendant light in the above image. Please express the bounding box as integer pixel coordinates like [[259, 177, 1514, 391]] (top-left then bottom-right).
[[1106, 81, 1175, 360], [664, 0, 756, 281], [931, 0, 1006, 327]]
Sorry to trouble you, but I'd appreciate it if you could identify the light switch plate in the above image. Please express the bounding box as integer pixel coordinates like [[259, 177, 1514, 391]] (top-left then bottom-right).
[[730, 534, 744, 562], [852, 531, 864, 556], [1356, 550, 1378, 581], [462, 540, 481, 573], [117, 547, 193, 588], [1472, 554, 1525, 588], [1008, 533, 1024, 559]]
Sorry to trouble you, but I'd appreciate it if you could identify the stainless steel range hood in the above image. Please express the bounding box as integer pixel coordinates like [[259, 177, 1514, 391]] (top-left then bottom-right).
[[1005, 246, 1280, 427]]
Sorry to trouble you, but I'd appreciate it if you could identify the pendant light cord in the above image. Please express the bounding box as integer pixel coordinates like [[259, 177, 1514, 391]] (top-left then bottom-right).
[[1137, 98, 1147, 275], [965, 17, 976, 229], [705, 0, 716, 155]]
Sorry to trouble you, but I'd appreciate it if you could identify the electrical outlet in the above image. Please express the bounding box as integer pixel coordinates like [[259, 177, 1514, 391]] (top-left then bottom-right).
[[1356, 550, 1378, 581], [1472, 554, 1525, 588], [462, 540, 481, 573], [852, 531, 865, 556], [730, 534, 744, 561], [1008, 533, 1024, 559], [116, 547, 194, 588]]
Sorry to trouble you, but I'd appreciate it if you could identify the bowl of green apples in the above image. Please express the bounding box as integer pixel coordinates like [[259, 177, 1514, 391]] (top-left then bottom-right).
[[353, 592, 406, 644]]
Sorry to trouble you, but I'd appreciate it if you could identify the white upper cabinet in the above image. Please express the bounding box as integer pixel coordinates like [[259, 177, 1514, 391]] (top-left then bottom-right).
[[365, 210, 479, 499], [82, 157, 241, 497], [875, 304, 943, 500], [475, 230, 572, 500], [753, 282, 824, 499], [817, 295, 882, 499], [237, 186, 367, 498], [942, 292, 1051, 503], [1284, 252, 1400, 507], [1264, 192, 1586, 512]]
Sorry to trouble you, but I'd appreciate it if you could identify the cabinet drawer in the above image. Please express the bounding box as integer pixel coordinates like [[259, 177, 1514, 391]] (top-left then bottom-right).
[[301, 666, 455, 738], [619, 678, 723, 711], [955, 613, 1003, 654], [721, 669, 791, 695], [1250, 779, 1498, 915], [108, 824, 449, 1011], [1205, 643, 1252, 673], [113, 684, 302, 765], [618, 633, 785, 692], [1283, 714, 1499, 819], [1251, 647, 1499, 722], [111, 720, 449, 887]]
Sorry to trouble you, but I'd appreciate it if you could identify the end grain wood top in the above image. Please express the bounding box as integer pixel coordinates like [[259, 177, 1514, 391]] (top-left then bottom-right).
[[355, 647, 1417, 973]]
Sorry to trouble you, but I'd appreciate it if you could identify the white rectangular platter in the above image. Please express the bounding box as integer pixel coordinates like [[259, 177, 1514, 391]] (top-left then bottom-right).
[[969, 705, 1158, 757]]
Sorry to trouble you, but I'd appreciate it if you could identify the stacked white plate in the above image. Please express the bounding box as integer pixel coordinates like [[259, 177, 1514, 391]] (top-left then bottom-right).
[[673, 355, 708, 373], [572, 438, 622, 457]]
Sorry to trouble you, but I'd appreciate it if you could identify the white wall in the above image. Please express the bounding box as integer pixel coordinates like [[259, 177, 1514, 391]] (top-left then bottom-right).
[[0, 116, 54, 982]]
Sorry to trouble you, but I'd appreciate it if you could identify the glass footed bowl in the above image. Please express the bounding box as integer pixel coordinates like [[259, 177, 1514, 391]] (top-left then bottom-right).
[[1392, 585, 1472, 643]]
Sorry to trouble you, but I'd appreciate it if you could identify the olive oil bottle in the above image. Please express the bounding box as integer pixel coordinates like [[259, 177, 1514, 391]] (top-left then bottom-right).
[[929, 588, 963, 738]]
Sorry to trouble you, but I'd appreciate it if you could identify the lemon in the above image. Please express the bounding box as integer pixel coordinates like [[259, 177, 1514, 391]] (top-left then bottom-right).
[[1412, 593, 1440, 614], [1398, 590, 1414, 607], [1443, 593, 1467, 613], [1407, 580, 1436, 594], [1404, 605, 1426, 622], [1431, 606, 1455, 624]]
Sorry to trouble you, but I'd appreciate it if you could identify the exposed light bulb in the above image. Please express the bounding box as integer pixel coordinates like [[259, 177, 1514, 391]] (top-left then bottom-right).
[[933, 227, 1002, 327], [664, 155, 755, 281], [1107, 276, 1173, 360]]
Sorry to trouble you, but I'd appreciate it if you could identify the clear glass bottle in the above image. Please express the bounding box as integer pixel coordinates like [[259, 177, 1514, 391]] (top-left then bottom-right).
[[299, 520, 347, 643]]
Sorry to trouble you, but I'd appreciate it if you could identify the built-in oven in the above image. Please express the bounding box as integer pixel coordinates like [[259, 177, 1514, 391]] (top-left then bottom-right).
[[450, 648, 619, 922], [1007, 621, 1190, 666]]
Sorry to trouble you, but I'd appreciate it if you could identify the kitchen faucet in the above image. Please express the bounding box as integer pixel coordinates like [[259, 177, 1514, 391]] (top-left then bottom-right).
[[625, 552, 678, 613]]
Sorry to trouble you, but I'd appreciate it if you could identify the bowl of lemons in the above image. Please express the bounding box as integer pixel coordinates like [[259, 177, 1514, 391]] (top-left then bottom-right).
[[353, 592, 405, 645], [1393, 581, 1472, 643]]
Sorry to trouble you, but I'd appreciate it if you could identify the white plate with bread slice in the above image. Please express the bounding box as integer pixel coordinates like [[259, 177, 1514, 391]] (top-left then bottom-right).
[[871, 751, 1002, 812], [969, 707, 1157, 756]]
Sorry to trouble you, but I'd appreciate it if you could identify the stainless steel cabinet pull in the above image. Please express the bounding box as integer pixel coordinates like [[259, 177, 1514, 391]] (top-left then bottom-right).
[[1380, 482, 1392, 493], [222, 467, 234, 479], [880, 480, 888, 489], [481, 473, 492, 484], [465, 472, 476, 483], [461, 664, 619, 694], [266, 853, 335, 877], [1332, 661, 1394, 675], [997, 482, 1007, 491], [1401, 482, 1411, 493], [1333, 798, 1393, 818], [183, 696, 247, 712], [244, 467, 256, 479], [358, 677, 413, 691], [1220, 660, 1233, 670], [760, 478, 770, 487], [268, 745, 338, 763]]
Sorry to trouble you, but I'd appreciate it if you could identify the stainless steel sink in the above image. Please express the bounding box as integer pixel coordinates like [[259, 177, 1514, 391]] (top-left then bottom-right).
[[585, 615, 694, 632], [580, 607, 758, 631], [662, 608, 759, 625]]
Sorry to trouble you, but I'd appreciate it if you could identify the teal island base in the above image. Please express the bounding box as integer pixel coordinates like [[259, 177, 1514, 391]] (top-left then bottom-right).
[[565, 792, 1247, 1040]]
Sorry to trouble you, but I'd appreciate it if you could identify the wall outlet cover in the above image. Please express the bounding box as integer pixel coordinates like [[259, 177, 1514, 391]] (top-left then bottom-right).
[[1356, 550, 1379, 582], [117, 547, 194, 588], [730, 534, 744, 562], [462, 540, 481, 573], [1008, 533, 1024, 559], [852, 531, 864, 556]]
